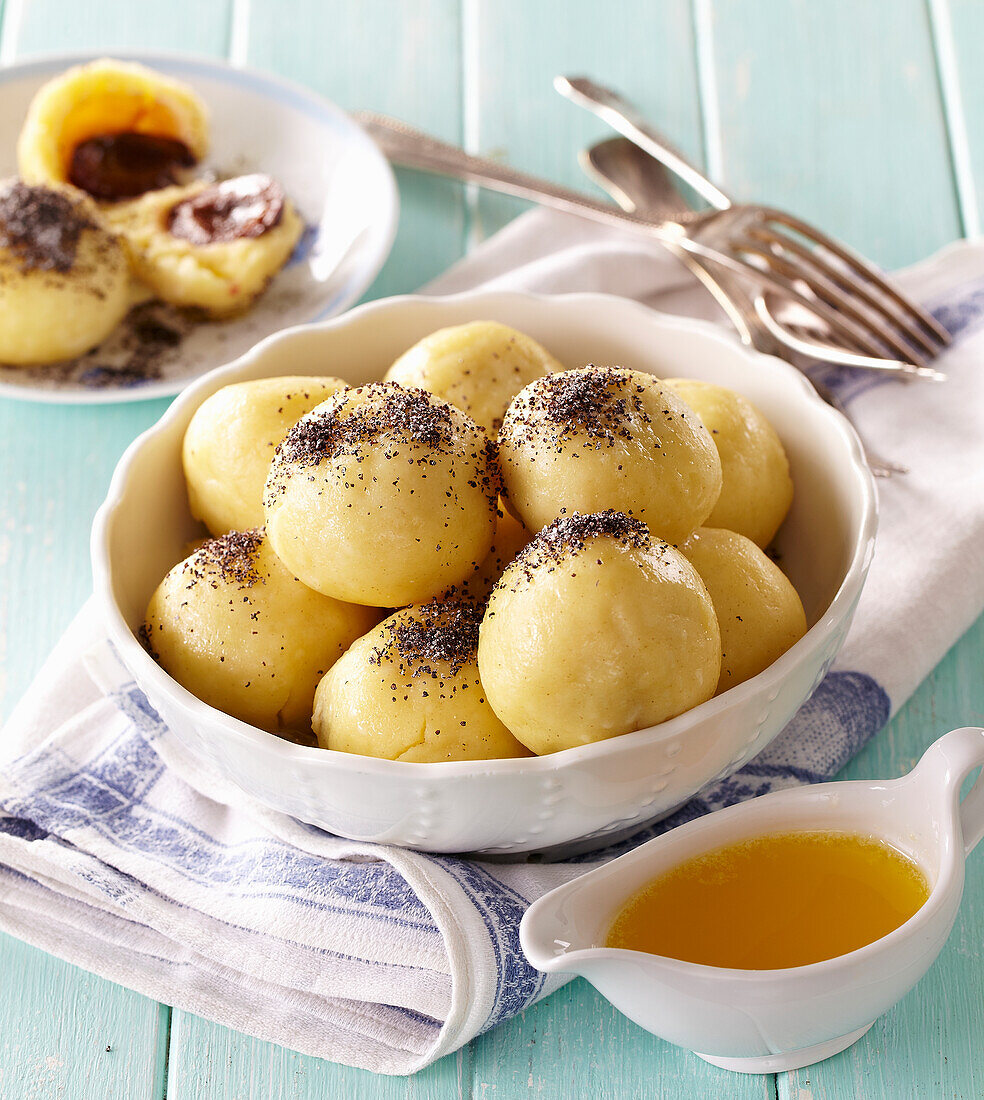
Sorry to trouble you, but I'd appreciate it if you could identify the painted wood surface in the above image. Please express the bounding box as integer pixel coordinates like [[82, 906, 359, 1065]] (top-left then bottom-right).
[[0, 1, 982, 1097]]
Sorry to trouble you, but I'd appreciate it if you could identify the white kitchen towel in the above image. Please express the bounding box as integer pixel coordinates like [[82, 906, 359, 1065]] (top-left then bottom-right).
[[1, 211, 983, 1075]]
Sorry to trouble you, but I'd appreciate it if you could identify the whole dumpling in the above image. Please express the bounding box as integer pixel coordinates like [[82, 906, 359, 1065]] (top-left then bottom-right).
[[0, 180, 130, 365], [142, 529, 379, 735], [313, 597, 531, 762], [385, 320, 564, 434], [478, 510, 721, 754], [264, 382, 500, 607], [680, 526, 807, 693], [183, 375, 348, 535], [665, 378, 793, 547], [498, 366, 722, 544]]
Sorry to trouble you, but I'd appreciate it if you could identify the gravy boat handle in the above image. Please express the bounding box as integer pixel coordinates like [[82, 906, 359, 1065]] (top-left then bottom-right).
[[915, 726, 984, 855]]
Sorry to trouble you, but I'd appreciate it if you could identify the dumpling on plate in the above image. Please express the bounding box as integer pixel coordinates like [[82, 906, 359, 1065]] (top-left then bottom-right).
[[18, 58, 209, 201]]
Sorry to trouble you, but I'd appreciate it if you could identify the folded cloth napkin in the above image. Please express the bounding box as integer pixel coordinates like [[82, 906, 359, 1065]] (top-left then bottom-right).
[[2, 210, 984, 1075]]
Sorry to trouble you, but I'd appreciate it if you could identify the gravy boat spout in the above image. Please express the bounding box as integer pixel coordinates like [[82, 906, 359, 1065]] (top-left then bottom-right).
[[520, 726, 984, 1074]]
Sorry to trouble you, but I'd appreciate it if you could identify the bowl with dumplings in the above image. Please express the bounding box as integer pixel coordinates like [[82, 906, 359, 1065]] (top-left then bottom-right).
[[92, 292, 877, 855]]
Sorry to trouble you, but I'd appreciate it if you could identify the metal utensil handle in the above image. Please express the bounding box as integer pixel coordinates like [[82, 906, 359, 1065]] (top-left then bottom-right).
[[555, 75, 733, 211], [354, 113, 839, 318], [355, 111, 697, 234]]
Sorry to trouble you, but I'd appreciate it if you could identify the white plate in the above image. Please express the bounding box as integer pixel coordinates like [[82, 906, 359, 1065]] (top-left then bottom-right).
[[0, 51, 398, 403]]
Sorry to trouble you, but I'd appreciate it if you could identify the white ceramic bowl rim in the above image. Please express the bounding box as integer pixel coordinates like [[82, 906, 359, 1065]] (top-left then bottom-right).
[[92, 289, 878, 777]]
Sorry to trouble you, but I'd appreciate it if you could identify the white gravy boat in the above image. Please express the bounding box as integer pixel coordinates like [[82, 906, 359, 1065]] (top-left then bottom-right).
[[520, 726, 984, 1073]]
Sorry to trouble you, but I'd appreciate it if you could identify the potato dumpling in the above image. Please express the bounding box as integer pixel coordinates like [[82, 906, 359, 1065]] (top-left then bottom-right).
[[0, 180, 130, 365], [478, 510, 721, 754], [142, 529, 378, 735], [665, 378, 793, 547], [444, 505, 530, 604], [498, 366, 722, 544], [313, 598, 531, 762], [18, 58, 209, 196], [264, 382, 500, 607], [104, 175, 303, 318], [680, 526, 807, 694], [385, 321, 564, 434], [183, 375, 348, 535]]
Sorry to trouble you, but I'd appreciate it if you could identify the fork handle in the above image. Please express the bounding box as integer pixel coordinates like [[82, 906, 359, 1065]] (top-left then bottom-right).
[[555, 75, 733, 212], [354, 111, 690, 235]]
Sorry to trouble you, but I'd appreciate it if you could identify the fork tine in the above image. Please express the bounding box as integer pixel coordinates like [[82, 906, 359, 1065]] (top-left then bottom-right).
[[762, 207, 951, 347], [745, 223, 943, 360], [686, 232, 942, 378], [714, 240, 938, 375], [733, 234, 931, 366], [754, 298, 945, 380]]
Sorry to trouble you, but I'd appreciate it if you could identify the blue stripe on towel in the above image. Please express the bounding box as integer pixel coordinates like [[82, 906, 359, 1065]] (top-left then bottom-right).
[[436, 859, 547, 1031], [2, 702, 441, 934]]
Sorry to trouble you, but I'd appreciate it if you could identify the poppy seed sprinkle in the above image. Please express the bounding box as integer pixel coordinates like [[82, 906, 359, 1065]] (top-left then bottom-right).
[[181, 528, 264, 590]]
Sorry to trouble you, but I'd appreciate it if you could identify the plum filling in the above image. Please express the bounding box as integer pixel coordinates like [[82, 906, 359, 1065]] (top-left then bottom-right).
[[69, 132, 197, 200], [167, 174, 285, 246]]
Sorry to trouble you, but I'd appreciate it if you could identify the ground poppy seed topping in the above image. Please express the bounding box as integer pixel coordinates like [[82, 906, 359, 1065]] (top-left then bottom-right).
[[268, 382, 502, 506], [370, 598, 482, 680], [137, 621, 160, 662], [276, 383, 460, 466], [182, 528, 264, 590], [505, 366, 654, 449], [493, 510, 652, 596], [0, 181, 96, 273]]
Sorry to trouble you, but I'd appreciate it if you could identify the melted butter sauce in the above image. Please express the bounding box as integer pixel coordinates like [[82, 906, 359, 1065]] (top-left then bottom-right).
[[606, 831, 930, 969]]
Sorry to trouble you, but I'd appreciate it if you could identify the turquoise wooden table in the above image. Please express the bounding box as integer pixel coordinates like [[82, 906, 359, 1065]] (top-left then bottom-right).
[[1, 1, 983, 1096]]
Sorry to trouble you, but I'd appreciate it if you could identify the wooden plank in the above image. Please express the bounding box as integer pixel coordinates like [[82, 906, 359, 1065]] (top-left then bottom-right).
[[939, 0, 984, 235], [466, 0, 707, 240], [469, 978, 773, 1099], [0, 8, 228, 1100], [777, 613, 984, 1099], [5, 0, 232, 56], [0, 931, 167, 1100], [0, 397, 169, 717], [706, 0, 962, 269], [241, 0, 467, 300], [0, 417, 177, 1081], [0, 401, 172, 1097], [166, 1015, 469, 1100]]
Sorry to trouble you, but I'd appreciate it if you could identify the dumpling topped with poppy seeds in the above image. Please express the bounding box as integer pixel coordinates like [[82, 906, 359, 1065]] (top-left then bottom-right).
[[478, 510, 721, 754], [143, 529, 378, 736], [497, 366, 722, 545], [264, 382, 501, 607], [313, 596, 530, 762]]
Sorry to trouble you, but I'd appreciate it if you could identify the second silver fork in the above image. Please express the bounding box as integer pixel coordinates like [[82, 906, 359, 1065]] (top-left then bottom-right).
[[557, 75, 950, 378], [583, 136, 907, 477]]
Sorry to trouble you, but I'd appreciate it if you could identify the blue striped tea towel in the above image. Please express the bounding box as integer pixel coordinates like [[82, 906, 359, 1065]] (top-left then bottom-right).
[[1, 213, 983, 1075]]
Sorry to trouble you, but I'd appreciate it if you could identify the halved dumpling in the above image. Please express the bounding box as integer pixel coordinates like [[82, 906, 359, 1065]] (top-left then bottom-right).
[[103, 176, 304, 317], [18, 58, 209, 199]]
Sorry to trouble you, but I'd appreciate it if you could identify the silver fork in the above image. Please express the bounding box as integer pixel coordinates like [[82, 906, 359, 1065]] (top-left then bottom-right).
[[355, 110, 939, 382], [584, 136, 907, 477], [556, 75, 951, 378]]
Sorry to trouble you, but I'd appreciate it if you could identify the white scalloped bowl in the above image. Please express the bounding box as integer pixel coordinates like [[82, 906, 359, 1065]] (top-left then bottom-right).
[[91, 292, 877, 855]]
